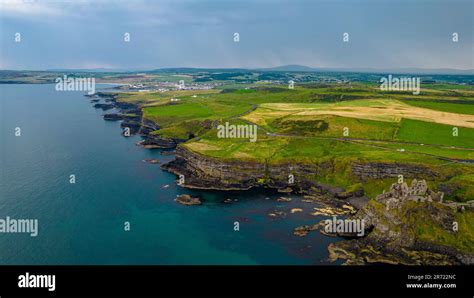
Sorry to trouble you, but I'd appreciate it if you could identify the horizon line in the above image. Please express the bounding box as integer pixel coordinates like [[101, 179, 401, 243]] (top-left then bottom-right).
[[1, 65, 473, 75]]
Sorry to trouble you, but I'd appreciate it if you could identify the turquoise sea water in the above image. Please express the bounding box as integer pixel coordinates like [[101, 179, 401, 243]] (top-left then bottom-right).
[[0, 84, 337, 265]]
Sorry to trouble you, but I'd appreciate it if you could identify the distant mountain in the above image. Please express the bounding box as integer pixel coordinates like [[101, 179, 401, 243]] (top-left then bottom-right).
[[317, 67, 474, 75], [255, 65, 473, 75], [150, 67, 250, 73]]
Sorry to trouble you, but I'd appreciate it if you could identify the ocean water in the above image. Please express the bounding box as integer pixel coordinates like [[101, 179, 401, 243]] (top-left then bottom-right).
[[0, 84, 337, 265]]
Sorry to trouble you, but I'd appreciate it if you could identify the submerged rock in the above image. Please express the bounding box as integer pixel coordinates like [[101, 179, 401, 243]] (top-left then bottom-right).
[[175, 194, 202, 206], [291, 208, 303, 214], [267, 210, 287, 219], [142, 159, 160, 164], [276, 197, 292, 202], [310, 205, 355, 216], [293, 223, 323, 237]]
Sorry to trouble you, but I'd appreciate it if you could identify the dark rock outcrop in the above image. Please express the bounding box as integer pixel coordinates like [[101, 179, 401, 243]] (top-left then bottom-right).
[[175, 194, 201, 206], [93, 103, 114, 111], [140, 135, 184, 149], [103, 113, 125, 121], [121, 120, 141, 135], [139, 119, 160, 135]]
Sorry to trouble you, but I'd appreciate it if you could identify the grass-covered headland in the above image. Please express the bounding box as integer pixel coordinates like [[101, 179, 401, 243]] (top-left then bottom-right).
[[117, 81, 474, 202]]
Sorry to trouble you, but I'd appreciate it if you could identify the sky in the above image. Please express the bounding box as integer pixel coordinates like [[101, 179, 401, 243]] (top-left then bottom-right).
[[0, 0, 472, 70]]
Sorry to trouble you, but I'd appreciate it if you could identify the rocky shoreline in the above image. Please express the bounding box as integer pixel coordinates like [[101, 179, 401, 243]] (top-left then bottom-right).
[[160, 147, 473, 265], [90, 92, 185, 148]]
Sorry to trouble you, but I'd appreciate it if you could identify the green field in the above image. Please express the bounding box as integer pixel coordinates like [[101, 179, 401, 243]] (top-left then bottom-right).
[[395, 119, 474, 148], [403, 100, 474, 115], [267, 114, 398, 140]]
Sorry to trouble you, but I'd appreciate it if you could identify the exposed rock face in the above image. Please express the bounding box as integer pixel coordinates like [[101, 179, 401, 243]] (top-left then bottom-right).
[[352, 163, 437, 180], [139, 119, 160, 135], [162, 147, 361, 193], [114, 101, 141, 114], [162, 146, 444, 200], [328, 179, 474, 265], [140, 135, 185, 149], [346, 196, 370, 210], [161, 147, 325, 191]]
